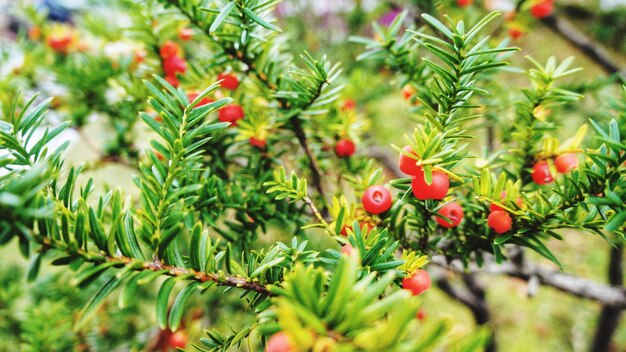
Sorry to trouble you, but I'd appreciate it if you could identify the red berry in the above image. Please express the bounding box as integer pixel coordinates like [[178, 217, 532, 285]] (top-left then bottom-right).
[[531, 160, 554, 185], [487, 210, 512, 234], [164, 74, 180, 87], [456, 0, 473, 7], [508, 27, 524, 40], [160, 40, 180, 59], [335, 139, 356, 157], [340, 225, 351, 236], [341, 99, 356, 111], [411, 170, 449, 200], [167, 331, 187, 350], [218, 104, 245, 126], [402, 86, 415, 101], [266, 332, 293, 352], [362, 185, 393, 214], [187, 92, 214, 107], [530, 1, 553, 18], [341, 244, 356, 256], [398, 145, 422, 176], [47, 35, 73, 53], [28, 26, 41, 41], [134, 48, 147, 64], [490, 191, 523, 212], [218, 73, 240, 90], [402, 269, 431, 296], [554, 153, 578, 173], [178, 28, 194, 41], [163, 55, 187, 76], [249, 137, 267, 149], [416, 309, 427, 321], [435, 201, 464, 228]]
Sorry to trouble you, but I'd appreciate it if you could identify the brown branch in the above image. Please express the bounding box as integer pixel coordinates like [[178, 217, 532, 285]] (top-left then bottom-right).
[[38, 236, 272, 296], [431, 254, 626, 308], [541, 14, 625, 81], [292, 118, 326, 201], [590, 242, 624, 352]]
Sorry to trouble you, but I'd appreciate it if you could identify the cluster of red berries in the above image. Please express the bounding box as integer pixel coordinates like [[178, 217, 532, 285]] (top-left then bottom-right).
[[160, 41, 187, 87], [399, 146, 463, 227], [531, 153, 578, 185], [398, 146, 520, 234]]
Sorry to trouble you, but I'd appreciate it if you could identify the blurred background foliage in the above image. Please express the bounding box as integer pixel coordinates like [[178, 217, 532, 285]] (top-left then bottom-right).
[[0, 0, 624, 351]]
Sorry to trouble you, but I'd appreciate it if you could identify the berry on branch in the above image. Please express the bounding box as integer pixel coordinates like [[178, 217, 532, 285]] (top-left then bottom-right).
[[411, 170, 450, 200], [402, 269, 431, 296], [335, 139, 356, 157], [362, 185, 393, 214], [531, 160, 554, 185], [217, 72, 240, 91], [218, 104, 245, 126], [435, 201, 464, 228], [554, 153, 578, 173], [488, 210, 513, 234], [266, 332, 293, 352], [398, 145, 422, 176]]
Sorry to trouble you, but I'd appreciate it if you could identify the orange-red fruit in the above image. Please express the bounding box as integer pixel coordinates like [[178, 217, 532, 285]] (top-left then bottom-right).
[[416, 309, 427, 321], [266, 332, 293, 352], [554, 153, 578, 173], [160, 40, 179, 59], [411, 170, 450, 200], [456, 0, 473, 7], [249, 137, 267, 149], [28, 26, 41, 41], [341, 244, 356, 256], [187, 93, 215, 107], [341, 99, 356, 111], [165, 74, 179, 87], [178, 27, 194, 41], [134, 48, 147, 64], [508, 27, 524, 40], [435, 202, 464, 228], [218, 104, 245, 126], [335, 139, 356, 157], [163, 55, 187, 76], [362, 185, 393, 214], [531, 160, 554, 185], [402, 269, 431, 296], [398, 145, 422, 176], [218, 73, 240, 90], [167, 331, 187, 350], [47, 35, 72, 53], [490, 191, 523, 212], [487, 210, 512, 234], [530, 1, 553, 18], [402, 86, 415, 101]]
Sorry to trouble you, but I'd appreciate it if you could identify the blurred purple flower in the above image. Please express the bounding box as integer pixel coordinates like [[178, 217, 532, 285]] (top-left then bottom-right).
[[378, 8, 402, 27]]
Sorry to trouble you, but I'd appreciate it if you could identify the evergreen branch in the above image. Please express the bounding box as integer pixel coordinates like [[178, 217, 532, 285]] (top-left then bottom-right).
[[35, 235, 273, 295]]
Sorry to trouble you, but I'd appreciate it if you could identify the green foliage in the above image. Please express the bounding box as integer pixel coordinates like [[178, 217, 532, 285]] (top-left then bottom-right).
[[1, 1, 625, 351]]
